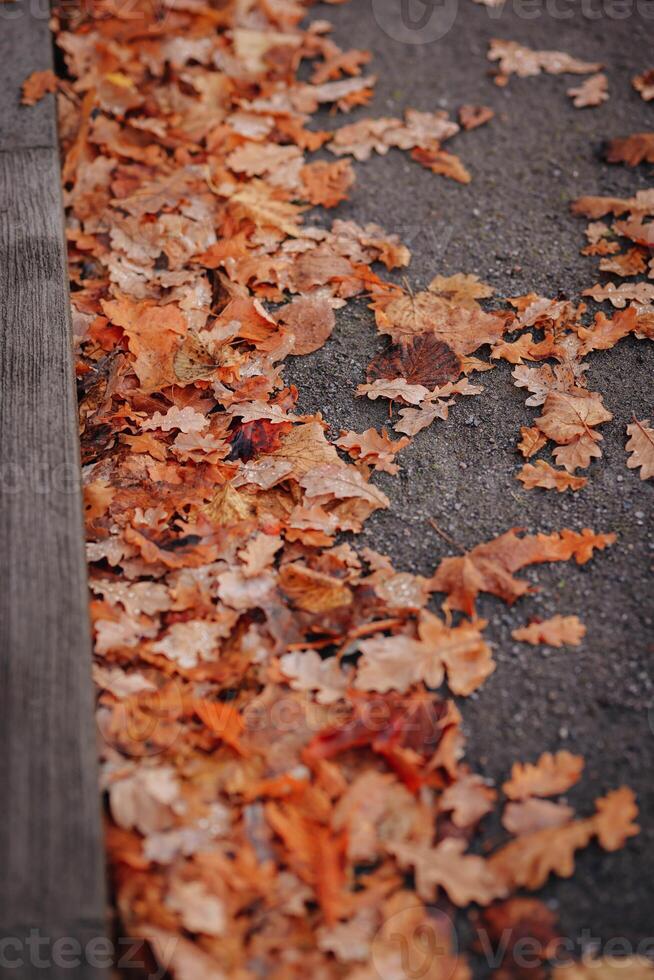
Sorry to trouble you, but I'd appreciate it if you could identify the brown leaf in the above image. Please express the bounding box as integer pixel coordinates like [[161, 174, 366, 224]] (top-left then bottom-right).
[[567, 73, 608, 108], [512, 615, 586, 647], [517, 426, 548, 459], [503, 750, 584, 800], [517, 461, 588, 492], [367, 333, 461, 389], [390, 837, 507, 906], [605, 132, 654, 166], [278, 295, 336, 356], [458, 104, 495, 130], [21, 69, 57, 105], [625, 418, 654, 480], [633, 68, 654, 102], [502, 799, 575, 836]]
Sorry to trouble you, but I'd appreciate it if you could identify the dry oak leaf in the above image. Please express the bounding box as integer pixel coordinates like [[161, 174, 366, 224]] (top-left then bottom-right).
[[613, 217, 654, 248], [278, 562, 353, 613], [357, 378, 431, 405], [599, 247, 648, 277], [502, 798, 575, 836], [390, 837, 507, 906], [277, 295, 336, 356], [488, 818, 594, 890], [583, 282, 654, 308], [517, 426, 548, 459], [428, 273, 494, 307], [300, 463, 390, 510], [593, 786, 640, 851], [300, 159, 355, 208], [553, 957, 654, 979], [279, 649, 351, 705], [335, 427, 410, 475], [21, 69, 57, 105], [458, 104, 495, 130], [142, 406, 208, 434], [354, 612, 494, 696], [568, 73, 608, 108], [194, 699, 246, 754], [512, 615, 586, 647], [101, 297, 187, 392], [633, 68, 654, 102], [571, 189, 654, 218], [376, 290, 505, 353], [440, 773, 497, 828], [430, 527, 615, 616], [271, 421, 339, 478], [625, 419, 654, 480], [605, 132, 654, 166], [503, 750, 585, 800], [367, 333, 461, 389], [517, 461, 588, 493], [488, 39, 602, 80], [410, 147, 471, 184]]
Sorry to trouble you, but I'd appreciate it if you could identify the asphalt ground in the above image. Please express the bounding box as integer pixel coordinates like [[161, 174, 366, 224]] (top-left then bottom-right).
[[285, 0, 654, 959]]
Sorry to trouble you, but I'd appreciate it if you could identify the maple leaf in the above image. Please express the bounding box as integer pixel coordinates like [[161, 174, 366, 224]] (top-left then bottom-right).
[[367, 333, 461, 389], [605, 132, 654, 166], [390, 837, 507, 906], [567, 73, 608, 108], [535, 390, 612, 458], [625, 419, 654, 479], [512, 615, 586, 647], [503, 750, 585, 800], [517, 426, 548, 458], [517, 461, 588, 492]]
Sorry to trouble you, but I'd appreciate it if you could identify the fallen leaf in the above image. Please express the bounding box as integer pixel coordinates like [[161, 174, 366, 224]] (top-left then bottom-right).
[[625, 418, 654, 480], [503, 750, 585, 800], [512, 615, 586, 647]]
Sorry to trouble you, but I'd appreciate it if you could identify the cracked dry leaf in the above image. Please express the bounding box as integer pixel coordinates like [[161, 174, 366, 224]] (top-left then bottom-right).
[[568, 73, 608, 108], [626, 419, 654, 480], [503, 750, 585, 800], [390, 837, 507, 906], [367, 333, 461, 389], [430, 528, 615, 616], [517, 461, 588, 492], [605, 132, 654, 166], [512, 615, 586, 647]]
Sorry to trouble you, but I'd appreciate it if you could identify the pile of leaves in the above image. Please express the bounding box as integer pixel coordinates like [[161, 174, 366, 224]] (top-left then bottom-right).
[[41, 0, 651, 975]]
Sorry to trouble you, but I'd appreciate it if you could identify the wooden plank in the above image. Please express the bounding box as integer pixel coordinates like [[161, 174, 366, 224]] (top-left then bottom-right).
[[0, 3, 108, 976]]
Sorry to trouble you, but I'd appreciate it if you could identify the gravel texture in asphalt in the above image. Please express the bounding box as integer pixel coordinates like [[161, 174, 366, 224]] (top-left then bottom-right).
[[285, 0, 654, 957]]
